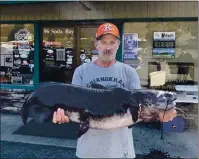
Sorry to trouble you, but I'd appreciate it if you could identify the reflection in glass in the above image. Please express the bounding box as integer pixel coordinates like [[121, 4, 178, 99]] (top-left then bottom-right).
[[80, 27, 98, 65], [40, 27, 75, 83], [123, 21, 198, 90], [0, 24, 34, 84]]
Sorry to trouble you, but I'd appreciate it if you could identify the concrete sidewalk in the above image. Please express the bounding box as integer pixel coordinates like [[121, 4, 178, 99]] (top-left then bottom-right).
[[1, 114, 198, 158]]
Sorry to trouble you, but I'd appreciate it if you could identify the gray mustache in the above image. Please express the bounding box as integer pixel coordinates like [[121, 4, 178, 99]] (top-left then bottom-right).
[[104, 50, 112, 54]]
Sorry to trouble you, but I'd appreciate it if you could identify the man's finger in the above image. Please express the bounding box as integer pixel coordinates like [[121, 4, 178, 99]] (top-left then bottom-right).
[[161, 110, 177, 122], [52, 112, 57, 123], [60, 109, 65, 123], [57, 114, 61, 123], [60, 109, 65, 117], [64, 116, 69, 123], [172, 109, 177, 116], [57, 108, 61, 115]]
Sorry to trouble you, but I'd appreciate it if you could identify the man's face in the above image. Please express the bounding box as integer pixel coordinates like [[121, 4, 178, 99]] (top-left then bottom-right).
[[96, 34, 120, 62]]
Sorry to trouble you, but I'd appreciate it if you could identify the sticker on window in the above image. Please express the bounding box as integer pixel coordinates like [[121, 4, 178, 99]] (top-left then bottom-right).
[[56, 49, 66, 61]]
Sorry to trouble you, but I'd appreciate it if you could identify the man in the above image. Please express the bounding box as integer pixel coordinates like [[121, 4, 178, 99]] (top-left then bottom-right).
[[52, 23, 177, 158]]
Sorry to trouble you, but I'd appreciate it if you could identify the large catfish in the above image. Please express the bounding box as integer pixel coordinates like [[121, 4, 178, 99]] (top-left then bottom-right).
[[21, 82, 181, 138]]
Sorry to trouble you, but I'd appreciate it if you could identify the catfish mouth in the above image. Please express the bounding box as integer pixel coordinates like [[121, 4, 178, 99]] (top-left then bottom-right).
[[156, 91, 177, 110], [137, 91, 177, 122]]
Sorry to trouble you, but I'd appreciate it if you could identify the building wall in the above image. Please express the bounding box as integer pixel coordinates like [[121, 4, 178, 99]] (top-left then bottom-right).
[[0, 1, 198, 21]]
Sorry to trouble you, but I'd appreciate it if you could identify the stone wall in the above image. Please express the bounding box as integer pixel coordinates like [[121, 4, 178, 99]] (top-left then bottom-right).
[[1, 89, 32, 114]]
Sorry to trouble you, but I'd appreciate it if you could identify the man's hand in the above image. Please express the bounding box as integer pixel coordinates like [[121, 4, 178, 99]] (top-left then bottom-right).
[[52, 108, 70, 124], [158, 109, 177, 122]]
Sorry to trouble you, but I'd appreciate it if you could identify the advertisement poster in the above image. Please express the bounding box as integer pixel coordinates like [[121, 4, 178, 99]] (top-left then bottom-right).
[[122, 33, 138, 60], [153, 32, 175, 58]]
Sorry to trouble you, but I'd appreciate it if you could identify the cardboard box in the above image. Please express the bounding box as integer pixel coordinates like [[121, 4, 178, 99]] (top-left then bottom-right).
[[149, 71, 166, 86]]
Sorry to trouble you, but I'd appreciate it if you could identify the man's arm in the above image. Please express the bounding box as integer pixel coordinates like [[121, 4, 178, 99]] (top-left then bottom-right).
[[157, 109, 177, 122], [52, 66, 83, 124], [128, 67, 141, 90], [71, 66, 83, 85]]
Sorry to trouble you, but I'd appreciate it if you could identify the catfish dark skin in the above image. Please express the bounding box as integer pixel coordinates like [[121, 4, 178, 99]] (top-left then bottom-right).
[[21, 82, 180, 138]]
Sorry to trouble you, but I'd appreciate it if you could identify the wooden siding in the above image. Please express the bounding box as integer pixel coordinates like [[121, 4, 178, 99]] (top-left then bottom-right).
[[0, 1, 197, 21]]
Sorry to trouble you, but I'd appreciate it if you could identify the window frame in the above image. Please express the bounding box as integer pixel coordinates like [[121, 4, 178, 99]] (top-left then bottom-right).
[[0, 21, 40, 90]]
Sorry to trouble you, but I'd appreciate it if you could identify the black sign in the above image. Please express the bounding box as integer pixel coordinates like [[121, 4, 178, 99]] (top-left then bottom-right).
[[153, 41, 175, 48]]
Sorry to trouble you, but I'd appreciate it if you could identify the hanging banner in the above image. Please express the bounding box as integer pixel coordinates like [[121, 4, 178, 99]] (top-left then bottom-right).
[[122, 33, 138, 60]]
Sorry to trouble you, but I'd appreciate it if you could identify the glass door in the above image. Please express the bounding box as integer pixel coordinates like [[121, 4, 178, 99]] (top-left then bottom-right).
[[39, 25, 75, 83], [79, 25, 98, 65]]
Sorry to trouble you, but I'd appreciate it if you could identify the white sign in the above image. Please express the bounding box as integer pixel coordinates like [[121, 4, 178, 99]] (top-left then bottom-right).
[[154, 32, 175, 40], [43, 29, 74, 35], [1, 55, 13, 67], [15, 29, 30, 41]]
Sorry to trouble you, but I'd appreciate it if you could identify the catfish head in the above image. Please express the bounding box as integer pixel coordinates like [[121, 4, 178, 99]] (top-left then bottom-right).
[[21, 93, 53, 124], [129, 89, 177, 122]]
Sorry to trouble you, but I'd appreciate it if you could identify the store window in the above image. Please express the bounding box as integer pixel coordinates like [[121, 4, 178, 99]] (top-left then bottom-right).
[[79, 26, 98, 65], [40, 27, 75, 83], [0, 24, 34, 85], [123, 22, 198, 91]]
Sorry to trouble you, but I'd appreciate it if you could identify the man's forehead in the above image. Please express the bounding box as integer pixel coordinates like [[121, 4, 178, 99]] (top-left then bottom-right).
[[100, 34, 118, 41]]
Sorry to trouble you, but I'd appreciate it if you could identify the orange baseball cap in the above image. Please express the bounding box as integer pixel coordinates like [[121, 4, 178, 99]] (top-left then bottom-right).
[[96, 23, 120, 40]]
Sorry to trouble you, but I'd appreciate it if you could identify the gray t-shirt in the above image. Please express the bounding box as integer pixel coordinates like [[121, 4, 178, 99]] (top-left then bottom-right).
[[71, 61, 141, 158]]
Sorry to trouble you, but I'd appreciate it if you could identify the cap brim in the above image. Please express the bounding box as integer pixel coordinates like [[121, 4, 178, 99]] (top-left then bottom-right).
[[96, 32, 120, 40]]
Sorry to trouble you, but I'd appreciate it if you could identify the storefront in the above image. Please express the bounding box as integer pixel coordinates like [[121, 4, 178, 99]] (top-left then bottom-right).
[[0, 1, 198, 106], [0, 21, 122, 88], [123, 21, 198, 103]]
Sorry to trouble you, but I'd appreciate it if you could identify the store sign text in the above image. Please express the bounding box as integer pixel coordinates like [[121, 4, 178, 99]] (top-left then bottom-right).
[[44, 29, 73, 35]]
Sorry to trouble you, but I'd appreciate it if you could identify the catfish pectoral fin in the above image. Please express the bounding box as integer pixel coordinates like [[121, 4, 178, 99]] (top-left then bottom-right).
[[21, 104, 29, 124], [128, 104, 139, 123], [76, 109, 92, 138], [120, 103, 139, 123], [77, 120, 89, 138], [128, 125, 133, 129]]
